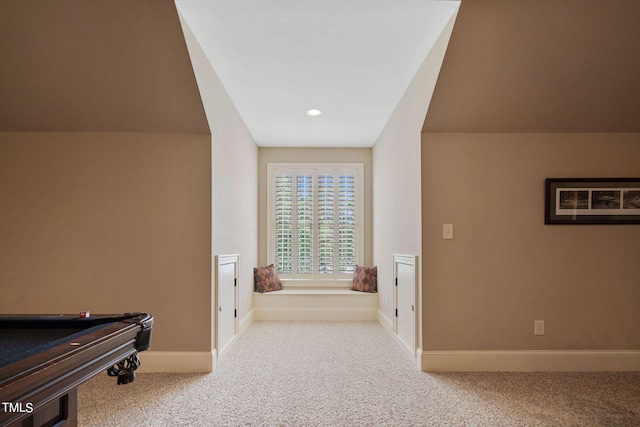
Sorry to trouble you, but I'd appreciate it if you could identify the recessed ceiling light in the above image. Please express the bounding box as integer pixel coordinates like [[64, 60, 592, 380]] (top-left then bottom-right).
[[307, 109, 322, 116]]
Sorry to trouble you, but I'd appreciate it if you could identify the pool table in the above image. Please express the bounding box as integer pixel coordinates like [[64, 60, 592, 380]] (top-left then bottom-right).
[[0, 313, 153, 427]]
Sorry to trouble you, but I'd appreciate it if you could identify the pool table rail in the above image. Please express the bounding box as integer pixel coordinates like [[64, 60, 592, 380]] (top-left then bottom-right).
[[0, 312, 153, 427]]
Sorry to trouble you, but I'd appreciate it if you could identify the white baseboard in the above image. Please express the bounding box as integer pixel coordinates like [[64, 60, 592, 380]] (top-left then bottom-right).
[[377, 310, 421, 364], [377, 309, 393, 334], [418, 349, 640, 372], [240, 309, 253, 334], [137, 351, 215, 373]]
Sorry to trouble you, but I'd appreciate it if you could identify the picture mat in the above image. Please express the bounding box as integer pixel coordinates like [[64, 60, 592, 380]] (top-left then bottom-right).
[[556, 187, 640, 216]]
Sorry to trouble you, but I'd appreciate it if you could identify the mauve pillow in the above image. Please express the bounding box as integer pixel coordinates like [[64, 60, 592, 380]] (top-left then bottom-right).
[[253, 264, 283, 293], [351, 265, 377, 293]]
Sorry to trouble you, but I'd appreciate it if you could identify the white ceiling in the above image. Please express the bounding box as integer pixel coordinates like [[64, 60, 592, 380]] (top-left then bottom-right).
[[176, 0, 460, 147]]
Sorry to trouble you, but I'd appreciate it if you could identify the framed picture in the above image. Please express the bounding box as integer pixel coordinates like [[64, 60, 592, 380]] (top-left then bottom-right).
[[545, 178, 640, 224]]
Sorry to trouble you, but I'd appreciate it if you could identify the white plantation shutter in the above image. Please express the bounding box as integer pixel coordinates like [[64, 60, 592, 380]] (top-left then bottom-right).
[[317, 175, 335, 274], [275, 175, 293, 274], [338, 174, 356, 274], [269, 164, 363, 280], [296, 175, 313, 274]]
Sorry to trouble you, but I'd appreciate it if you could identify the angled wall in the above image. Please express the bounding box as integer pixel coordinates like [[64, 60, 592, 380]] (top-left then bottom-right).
[[372, 11, 458, 338], [0, 0, 208, 133], [178, 8, 259, 349], [0, 1, 212, 360], [420, 1, 640, 371]]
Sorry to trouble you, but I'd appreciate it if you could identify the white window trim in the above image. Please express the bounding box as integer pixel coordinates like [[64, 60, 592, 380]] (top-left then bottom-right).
[[267, 162, 364, 281]]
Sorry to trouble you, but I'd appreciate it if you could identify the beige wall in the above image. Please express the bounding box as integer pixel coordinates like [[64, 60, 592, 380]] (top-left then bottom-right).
[[258, 148, 373, 270], [0, 132, 211, 352], [421, 133, 640, 351]]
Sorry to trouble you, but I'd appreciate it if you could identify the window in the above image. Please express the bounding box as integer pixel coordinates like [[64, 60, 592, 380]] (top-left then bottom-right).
[[268, 163, 363, 280]]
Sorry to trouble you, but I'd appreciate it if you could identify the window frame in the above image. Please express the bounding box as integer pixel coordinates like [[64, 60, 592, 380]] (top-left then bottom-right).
[[267, 162, 364, 282]]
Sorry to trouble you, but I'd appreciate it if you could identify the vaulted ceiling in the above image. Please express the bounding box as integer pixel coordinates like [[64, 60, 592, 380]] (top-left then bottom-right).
[[1, 1, 639, 138], [176, 0, 460, 147], [424, 0, 640, 133], [0, 0, 209, 133]]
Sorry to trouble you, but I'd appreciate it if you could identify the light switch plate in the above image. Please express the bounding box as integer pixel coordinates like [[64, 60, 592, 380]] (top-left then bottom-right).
[[534, 320, 545, 335], [443, 224, 454, 239]]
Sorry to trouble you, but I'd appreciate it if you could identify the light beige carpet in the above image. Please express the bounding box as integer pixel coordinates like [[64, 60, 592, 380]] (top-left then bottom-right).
[[78, 321, 640, 426]]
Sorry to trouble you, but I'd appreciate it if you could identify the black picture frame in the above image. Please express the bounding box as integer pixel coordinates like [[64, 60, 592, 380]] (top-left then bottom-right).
[[545, 178, 640, 224]]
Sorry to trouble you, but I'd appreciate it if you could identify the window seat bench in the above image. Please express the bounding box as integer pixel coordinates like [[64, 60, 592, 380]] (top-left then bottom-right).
[[252, 288, 378, 321]]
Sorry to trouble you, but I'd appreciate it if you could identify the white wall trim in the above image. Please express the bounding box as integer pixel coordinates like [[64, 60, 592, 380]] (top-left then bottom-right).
[[214, 254, 240, 359], [253, 289, 377, 321], [255, 288, 372, 296], [240, 309, 253, 335], [254, 308, 376, 321], [377, 309, 393, 335], [280, 279, 352, 289], [416, 348, 425, 371], [419, 350, 640, 372], [266, 162, 364, 281], [138, 351, 215, 373], [392, 254, 419, 358], [378, 309, 417, 360]]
